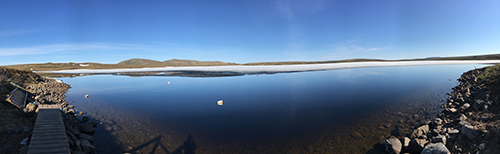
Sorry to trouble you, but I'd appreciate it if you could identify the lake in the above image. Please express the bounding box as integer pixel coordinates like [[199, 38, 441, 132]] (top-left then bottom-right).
[[59, 64, 488, 154]]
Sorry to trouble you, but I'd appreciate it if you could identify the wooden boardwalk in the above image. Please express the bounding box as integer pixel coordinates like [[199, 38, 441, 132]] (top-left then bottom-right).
[[6, 87, 27, 108], [28, 105, 70, 154]]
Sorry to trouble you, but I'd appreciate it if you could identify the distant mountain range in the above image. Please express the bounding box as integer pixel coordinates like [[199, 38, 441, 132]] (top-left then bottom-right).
[[2, 54, 500, 72]]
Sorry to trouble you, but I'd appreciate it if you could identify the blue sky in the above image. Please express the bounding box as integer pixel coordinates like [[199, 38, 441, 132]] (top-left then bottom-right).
[[1, 0, 499, 65]]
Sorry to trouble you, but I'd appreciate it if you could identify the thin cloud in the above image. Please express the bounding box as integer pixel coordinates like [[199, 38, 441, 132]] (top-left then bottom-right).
[[334, 40, 387, 52], [0, 43, 155, 56], [319, 40, 388, 60], [0, 29, 38, 37]]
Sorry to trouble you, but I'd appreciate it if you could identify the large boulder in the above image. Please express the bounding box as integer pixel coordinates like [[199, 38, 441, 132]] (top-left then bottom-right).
[[385, 137, 402, 154], [80, 139, 95, 153], [421, 143, 450, 154], [78, 133, 93, 142], [79, 124, 95, 135], [407, 139, 428, 154], [460, 125, 479, 140]]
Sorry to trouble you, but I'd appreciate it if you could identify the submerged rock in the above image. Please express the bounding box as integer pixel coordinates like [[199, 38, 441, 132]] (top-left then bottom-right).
[[351, 132, 363, 139]]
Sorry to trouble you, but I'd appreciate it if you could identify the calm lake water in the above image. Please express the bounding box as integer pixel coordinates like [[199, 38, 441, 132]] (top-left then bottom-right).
[[59, 64, 489, 154]]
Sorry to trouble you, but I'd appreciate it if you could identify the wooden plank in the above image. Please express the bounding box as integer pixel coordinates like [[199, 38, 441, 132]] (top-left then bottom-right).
[[28, 108, 70, 154], [28, 142, 70, 149], [6, 87, 28, 108]]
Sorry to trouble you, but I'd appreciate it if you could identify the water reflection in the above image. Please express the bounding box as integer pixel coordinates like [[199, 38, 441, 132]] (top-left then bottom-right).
[[60, 65, 489, 153]]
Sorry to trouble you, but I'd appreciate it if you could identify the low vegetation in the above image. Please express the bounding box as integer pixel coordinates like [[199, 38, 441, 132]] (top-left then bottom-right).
[[478, 64, 500, 98], [2, 54, 500, 72]]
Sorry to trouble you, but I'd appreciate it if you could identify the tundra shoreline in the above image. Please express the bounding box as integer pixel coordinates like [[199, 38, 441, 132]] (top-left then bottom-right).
[[38, 60, 500, 74]]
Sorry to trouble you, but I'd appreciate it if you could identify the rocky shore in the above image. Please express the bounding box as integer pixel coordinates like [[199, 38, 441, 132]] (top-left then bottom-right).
[[1, 67, 97, 154], [384, 65, 500, 154]]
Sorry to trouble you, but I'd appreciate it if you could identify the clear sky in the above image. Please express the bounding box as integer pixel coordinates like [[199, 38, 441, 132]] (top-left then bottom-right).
[[0, 0, 499, 65]]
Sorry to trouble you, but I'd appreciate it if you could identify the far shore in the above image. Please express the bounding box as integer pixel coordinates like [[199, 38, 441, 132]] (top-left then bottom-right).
[[37, 60, 500, 74]]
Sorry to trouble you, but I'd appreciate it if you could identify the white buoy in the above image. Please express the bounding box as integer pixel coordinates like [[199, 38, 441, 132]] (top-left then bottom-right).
[[217, 100, 223, 106]]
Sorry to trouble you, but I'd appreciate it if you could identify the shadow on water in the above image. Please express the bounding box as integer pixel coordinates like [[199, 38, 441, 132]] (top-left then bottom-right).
[[127, 134, 197, 154], [90, 117, 125, 154], [87, 114, 197, 154], [365, 142, 386, 154]]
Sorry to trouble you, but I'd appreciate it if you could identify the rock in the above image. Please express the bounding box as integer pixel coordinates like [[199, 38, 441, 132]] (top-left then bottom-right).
[[80, 139, 95, 153], [495, 96, 500, 106], [26, 103, 36, 112], [402, 137, 410, 147], [71, 151, 85, 154], [78, 133, 93, 142], [23, 127, 31, 134], [21, 108, 29, 117], [351, 132, 363, 139], [90, 121, 98, 127], [431, 135, 447, 144], [68, 136, 75, 146], [68, 105, 74, 108], [458, 121, 470, 128], [66, 131, 78, 144], [69, 128, 80, 136], [79, 111, 84, 115], [447, 129, 459, 134], [480, 116, 490, 122], [20, 137, 29, 145], [7, 129, 19, 135], [408, 139, 428, 154], [460, 103, 470, 111], [446, 108, 457, 113], [433, 118, 443, 126], [19, 145, 28, 154], [75, 139, 81, 148], [421, 143, 450, 154], [82, 116, 89, 122], [79, 124, 95, 135], [457, 114, 467, 121], [410, 125, 429, 139], [385, 137, 402, 154], [112, 125, 122, 131], [472, 99, 485, 111], [461, 125, 479, 140], [401, 137, 411, 151], [68, 109, 75, 114]]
